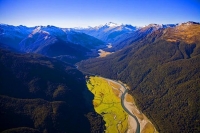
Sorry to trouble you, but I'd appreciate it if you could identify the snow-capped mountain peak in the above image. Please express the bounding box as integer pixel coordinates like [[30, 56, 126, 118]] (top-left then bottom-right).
[[105, 22, 120, 27]]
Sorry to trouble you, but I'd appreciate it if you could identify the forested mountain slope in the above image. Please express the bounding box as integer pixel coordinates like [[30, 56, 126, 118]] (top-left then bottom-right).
[[78, 21, 200, 133], [0, 48, 104, 133]]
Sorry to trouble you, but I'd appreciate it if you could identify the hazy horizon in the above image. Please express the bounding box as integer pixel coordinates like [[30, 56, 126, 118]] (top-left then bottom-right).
[[0, 0, 200, 28]]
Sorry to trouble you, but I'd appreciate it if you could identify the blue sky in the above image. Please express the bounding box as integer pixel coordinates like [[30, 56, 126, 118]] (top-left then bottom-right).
[[0, 0, 200, 28]]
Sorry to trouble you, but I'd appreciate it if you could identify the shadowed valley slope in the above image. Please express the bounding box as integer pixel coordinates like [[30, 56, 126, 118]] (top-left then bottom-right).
[[0, 48, 105, 133]]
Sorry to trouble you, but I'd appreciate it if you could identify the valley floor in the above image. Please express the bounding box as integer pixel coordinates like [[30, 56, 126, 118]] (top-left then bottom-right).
[[87, 76, 158, 133], [98, 49, 113, 57]]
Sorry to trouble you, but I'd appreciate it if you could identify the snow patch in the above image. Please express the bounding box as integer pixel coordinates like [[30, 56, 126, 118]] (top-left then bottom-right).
[[32, 26, 41, 34], [28, 26, 41, 37], [107, 43, 112, 48], [42, 31, 49, 35], [44, 36, 48, 40], [106, 22, 120, 27], [125, 27, 133, 31]]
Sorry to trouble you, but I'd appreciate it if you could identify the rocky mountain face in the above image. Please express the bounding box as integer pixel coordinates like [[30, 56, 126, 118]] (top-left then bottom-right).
[[0, 24, 34, 49], [74, 22, 177, 52], [74, 22, 138, 43], [0, 25, 106, 64], [0, 23, 176, 63], [106, 23, 177, 51], [77, 22, 200, 133], [0, 48, 105, 133]]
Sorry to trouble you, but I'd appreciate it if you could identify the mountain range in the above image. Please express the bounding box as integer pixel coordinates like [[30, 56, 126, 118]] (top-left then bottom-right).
[[0, 22, 178, 63], [74, 22, 138, 43], [0, 24, 106, 63], [78, 21, 200, 133], [75, 22, 177, 52], [0, 21, 200, 133]]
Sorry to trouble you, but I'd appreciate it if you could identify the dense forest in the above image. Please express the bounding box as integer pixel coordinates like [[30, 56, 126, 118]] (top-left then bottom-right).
[[0, 48, 105, 133]]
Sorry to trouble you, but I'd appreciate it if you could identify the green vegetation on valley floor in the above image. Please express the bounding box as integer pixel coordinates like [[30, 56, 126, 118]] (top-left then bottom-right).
[[87, 76, 157, 133], [87, 76, 128, 133]]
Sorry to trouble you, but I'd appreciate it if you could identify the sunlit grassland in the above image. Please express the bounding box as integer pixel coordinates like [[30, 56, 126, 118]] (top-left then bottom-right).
[[164, 24, 200, 43], [98, 49, 113, 57], [141, 122, 155, 133], [87, 76, 128, 133], [125, 94, 135, 103]]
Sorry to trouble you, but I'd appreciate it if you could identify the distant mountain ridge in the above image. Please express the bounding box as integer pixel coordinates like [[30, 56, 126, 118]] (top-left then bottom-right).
[[0, 24, 106, 63], [106, 23, 177, 51], [0, 22, 179, 53], [73, 22, 139, 43], [0, 24, 106, 49], [73, 22, 178, 52]]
